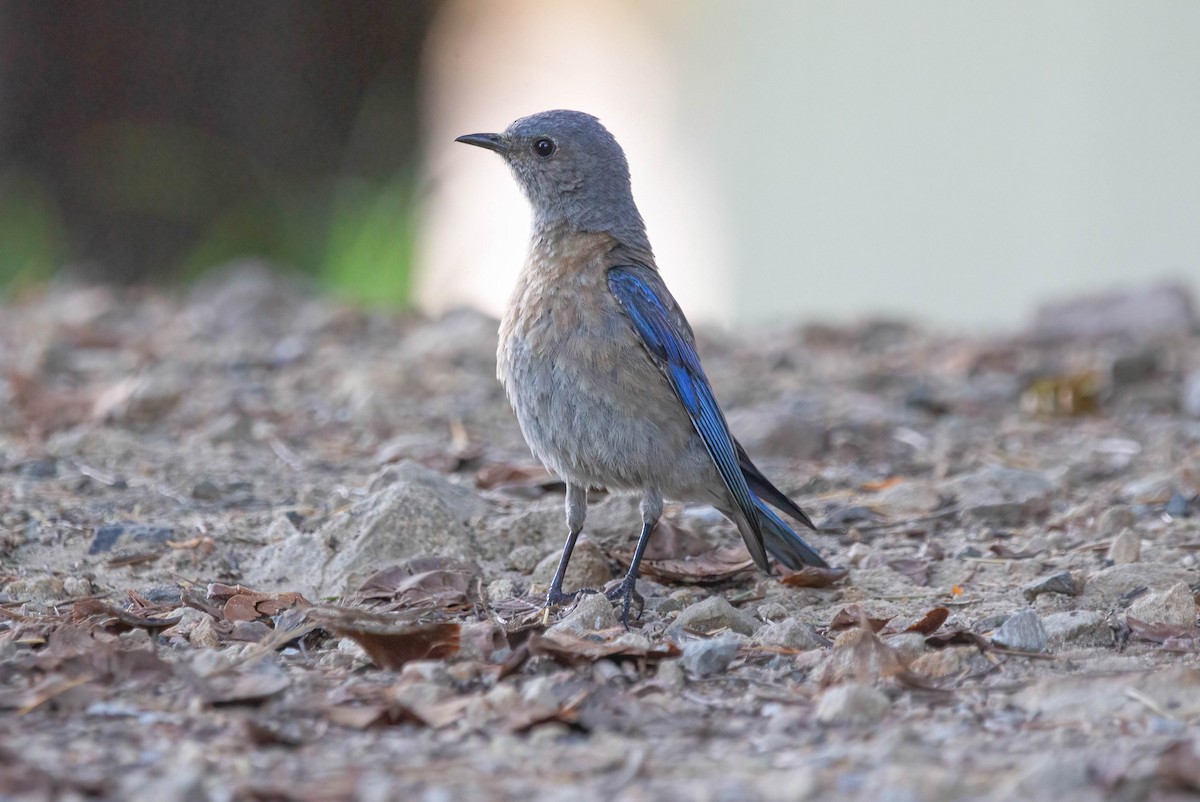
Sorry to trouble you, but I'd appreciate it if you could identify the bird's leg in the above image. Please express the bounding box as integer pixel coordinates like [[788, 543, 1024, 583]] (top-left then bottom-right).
[[607, 488, 661, 626], [546, 482, 589, 607]]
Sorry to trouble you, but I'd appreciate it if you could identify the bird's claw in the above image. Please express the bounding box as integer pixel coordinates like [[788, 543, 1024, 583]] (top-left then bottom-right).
[[604, 577, 645, 627], [545, 586, 599, 608]]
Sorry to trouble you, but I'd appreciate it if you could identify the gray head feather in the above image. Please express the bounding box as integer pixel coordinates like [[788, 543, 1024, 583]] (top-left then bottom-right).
[[479, 110, 651, 251]]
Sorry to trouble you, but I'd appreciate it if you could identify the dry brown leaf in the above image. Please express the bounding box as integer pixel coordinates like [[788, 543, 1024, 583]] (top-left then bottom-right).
[[829, 604, 892, 633], [924, 629, 991, 650], [70, 599, 182, 636], [313, 608, 461, 670], [779, 565, 849, 588], [531, 631, 680, 664], [903, 607, 950, 636], [1157, 740, 1200, 791], [207, 584, 311, 622], [474, 462, 561, 491], [354, 558, 477, 610]]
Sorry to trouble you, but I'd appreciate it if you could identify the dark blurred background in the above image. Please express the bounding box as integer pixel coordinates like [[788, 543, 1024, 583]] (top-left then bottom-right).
[[0, 0, 437, 302]]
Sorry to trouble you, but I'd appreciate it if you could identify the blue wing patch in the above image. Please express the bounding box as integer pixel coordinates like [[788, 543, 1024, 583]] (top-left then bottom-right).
[[607, 265, 770, 570]]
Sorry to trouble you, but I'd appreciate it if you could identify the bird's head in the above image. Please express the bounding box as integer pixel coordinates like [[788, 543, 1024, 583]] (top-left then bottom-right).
[[456, 109, 646, 244]]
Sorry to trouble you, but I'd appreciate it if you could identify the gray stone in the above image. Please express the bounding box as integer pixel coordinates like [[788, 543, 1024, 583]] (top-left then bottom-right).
[[321, 461, 488, 596], [1106, 529, 1141, 564], [1127, 582, 1197, 628], [1097, 505, 1135, 536], [752, 617, 828, 651], [756, 602, 789, 622], [242, 526, 332, 600], [1182, 371, 1200, 418], [943, 466, 1055, 525], [815, 682, 890, 725], [545, 591, 617, 637], [1043, 610, 1113, 648], [1081, 563, 1195, 607], [486, 578, 517, 603], [507, 544, 542, 573], [669, 595, 762, 637], [1022, 570, 1080, 602], [1028, 282, 1196, 340], [990, 609, 1048, 652], [531, 538, 611, 593], [884, 632, 929, 662], [875, 480, 942, 515], [680, 636, 740, 676]]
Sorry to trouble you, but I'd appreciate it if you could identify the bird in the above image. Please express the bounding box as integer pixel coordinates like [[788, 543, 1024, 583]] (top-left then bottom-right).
[[456, 110, 828, 623]]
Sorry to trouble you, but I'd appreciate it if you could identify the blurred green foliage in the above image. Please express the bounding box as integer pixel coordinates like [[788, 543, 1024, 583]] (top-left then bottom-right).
[[0, 174, 67, 291]]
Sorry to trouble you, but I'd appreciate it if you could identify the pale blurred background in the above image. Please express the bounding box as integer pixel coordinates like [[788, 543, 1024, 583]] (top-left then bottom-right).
[[3, 1, 1198, 331], [418, 0, 1200, 329]]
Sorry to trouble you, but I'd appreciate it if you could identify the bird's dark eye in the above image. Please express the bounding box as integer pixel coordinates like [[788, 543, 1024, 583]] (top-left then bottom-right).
[[533, 138, 555, 158]]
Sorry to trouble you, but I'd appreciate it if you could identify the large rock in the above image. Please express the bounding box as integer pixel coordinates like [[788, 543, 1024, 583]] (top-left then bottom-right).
[[1126, 582, 1197, 628], [1081, 563, 1195, 607], [942, 466, 1055, 525], [815, 683, 890, 725], [1028, 282, 1196, 340], [530, 539, 612, 594], [990, 609, 1048, 652], [247, 461, 489, 598], [546, 592, 617, 637], [1043, 610, 1113, 649], [668, 595, 761, 638]]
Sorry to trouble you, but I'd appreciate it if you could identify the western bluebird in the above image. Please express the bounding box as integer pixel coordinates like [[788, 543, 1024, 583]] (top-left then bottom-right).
[[457, 110, 828, 623]]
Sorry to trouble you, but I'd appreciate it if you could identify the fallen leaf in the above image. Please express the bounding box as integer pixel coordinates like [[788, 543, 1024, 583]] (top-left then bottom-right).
[[354, 558, 478, 610], [1157, 740, 1200, 791], [207, 584, 311, 622], [69, 599, 182, 637], [312, 608, 461, 670], [531, 631, 679, 665], [903, 607, 949, 636], [474, 463, 561, 492], [779, 565, 849, 588], [924, 629, 991, 650], [828, 605, 891, 633]]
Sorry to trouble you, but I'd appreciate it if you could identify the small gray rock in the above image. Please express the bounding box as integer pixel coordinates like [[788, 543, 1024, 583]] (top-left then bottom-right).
[[1043, 610, 1113, 649], [1022, 570, 1080, 602], [943, 466, 1054, 525], [1028, 282, 1196, 340], [680, 636, 740, 676], [669, 595, 761, 637], [1097, 505, 1135, 536], [1082, 563, 1195, 606], [1182, 371, 1200, 418], [1106, 529, 1141, 564], [531, 538, 611, 592], [991, 609, 1048, 652], [1127, 582, 1197, 628], [815, 682, 890, 725], [752, 617, 828, 651], [546, 591, 617, 637], [507, 545, 542, 573]]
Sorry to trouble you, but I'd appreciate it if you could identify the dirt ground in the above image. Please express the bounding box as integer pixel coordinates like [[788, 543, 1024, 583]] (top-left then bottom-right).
[[1, 265, 1199, 802]]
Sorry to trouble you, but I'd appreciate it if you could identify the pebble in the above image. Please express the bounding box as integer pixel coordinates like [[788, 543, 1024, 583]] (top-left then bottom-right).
[[1022, 571, 1079, 602], [486, 578, 517, 603], [189, 616, 220, 648], [1126, 582, 1197, 628], [909, 646, 982, 679], [668, 595, 761, 638], [1106, 529, 1141, 564], [815, 683, 890, 725], [531, 538, 612, 593], [506, 545, 542, 573], [1042, 611, 1113, 649], [545, 592, 617, 637], [680, 636, 740, 677], [1165, 493, 1192, 518], [655, 659, 686, 690], [756, 602, 789, 622], [1082, 563, 1194, 606], [1097, 505, 1135, 536], [1182, 371, 1200, 418], [942, 466, 1054, 525], [751, 617, 828, 651], [990, 609, 1048, 652]]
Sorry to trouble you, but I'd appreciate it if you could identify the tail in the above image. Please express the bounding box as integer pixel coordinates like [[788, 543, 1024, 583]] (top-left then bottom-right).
[[755, 498, 829, 569]]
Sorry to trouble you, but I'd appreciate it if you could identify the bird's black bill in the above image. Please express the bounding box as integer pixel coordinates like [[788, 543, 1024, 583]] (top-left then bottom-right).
[[455, 132, 506, 153]]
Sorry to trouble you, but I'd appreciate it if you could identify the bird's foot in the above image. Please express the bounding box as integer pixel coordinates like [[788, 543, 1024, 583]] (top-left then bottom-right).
[[545, 586, 598, 608], [604, 576, 645, 627]]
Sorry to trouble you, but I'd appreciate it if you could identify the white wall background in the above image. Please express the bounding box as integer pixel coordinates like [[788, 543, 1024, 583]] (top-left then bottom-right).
[[417, 1, 1200, 331]]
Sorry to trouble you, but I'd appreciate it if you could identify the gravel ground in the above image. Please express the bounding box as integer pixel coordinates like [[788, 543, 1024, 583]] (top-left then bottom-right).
[[1, 265, 1199, 802]]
